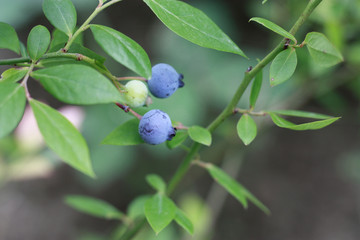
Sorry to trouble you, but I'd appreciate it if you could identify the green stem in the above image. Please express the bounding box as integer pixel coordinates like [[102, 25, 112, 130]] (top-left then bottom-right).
[[166, 0, 323, 196], [63, 0, 123, 51], [0, 57, 31, 65], [21, 62, 35, 100]]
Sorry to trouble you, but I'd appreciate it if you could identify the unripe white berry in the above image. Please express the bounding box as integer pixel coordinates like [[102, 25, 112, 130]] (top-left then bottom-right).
[[124, 80, 149, 108]]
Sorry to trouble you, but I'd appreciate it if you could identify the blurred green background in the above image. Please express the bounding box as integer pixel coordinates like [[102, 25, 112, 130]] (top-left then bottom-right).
[[0, 0, 360, 239]]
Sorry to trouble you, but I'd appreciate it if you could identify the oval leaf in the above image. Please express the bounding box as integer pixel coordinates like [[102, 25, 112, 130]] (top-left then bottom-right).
[[206, 164, 247, 208], [166, 130, 188, 149], [31, 64, 123, 105], [236, 114, 257, 146], [90, 25, 151, 79], [269, 112, 340, 130], [29, 99, 94, 177], [146, 174, 166, 193], [102, 119, 144, 146], [175, 208, 194, 235], [270, 48, 297, 86], [49, 28, 83, 51], [249, 17, 296, 43], [144, 194, 177, 234], [27, 25, 51, 61], [0, 22, 20, 53], [0, 68, 28, 83], [268, 110, 333, 119], [188, 126, 212, 146], [305, 32, 343, 67], [143, 0, 246, 57], [249, 70, 263, 108], [42, 0, 77, 36], [65, 195, 123, 220], [0, 83, 26, 138]]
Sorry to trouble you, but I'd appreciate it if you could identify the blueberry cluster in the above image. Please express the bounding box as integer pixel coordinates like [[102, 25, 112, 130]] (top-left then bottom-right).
[[135, 63, 183, 145]]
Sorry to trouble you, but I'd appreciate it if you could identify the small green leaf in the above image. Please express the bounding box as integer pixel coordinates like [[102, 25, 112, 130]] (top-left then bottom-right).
[[270, 48, 297, 86], [174, 208, 194, 235], [102, 119, 144, 146], [206, 164, 248, 208], [144, 194, 177, 234], [188, 126, 212, 146], [27, 25, 51, 61], [49, 28, 83, 51], [29, 99, 95, 177], [0, 83, 26, 138], [0, 68, 28, 83], [90, 25, 151, 79], [146, 174, 166, 193], [31, 64, 123, 105], [143, 0, 246, 57], [65, 195, 123, 220], [43, 0, 77, 36], [19, 42, 29, 58], [236, 114, 257, 146], [268, 110, 332, 119], [249, 70, 263, 108], [304, 32, 343, 67], [127, 195, 151, 219], [166, 131, 188, 149], [0, 22, 20, 53], [249, 17, 296, 43], [241, 187, 270, 215], [269, 112, 340, 130]]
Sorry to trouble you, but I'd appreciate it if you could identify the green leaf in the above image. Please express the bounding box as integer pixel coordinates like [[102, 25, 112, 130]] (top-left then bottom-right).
[[29, 99, 95, 177], [146, 174, 166, 193], [304, 32, 343, 67], [0, 83, 26, 138], [241, 187, 270, 215], [188, 126, 212, 146], [31, 64, 123, 105], [20, 42, 29, 58], [102, 119, 144, 146], [249, 17, 297, 43], [166, 131, 188, 149], [174, 208, 194, 235], [144, 194, 177, 234], [269, 48, 297, 86], [49, 28, 83, 51], [0, 68, 27, 83], [0, 22, 20, 54], [42, 0, 77, 36], [27, 25, 51, 61], [269, 112, 340, 130], [143, 0, 246, 57], [268, 110, 333, 119], [127, 195, 151, 219], [90, 25, 151, 79], [65, 195, 123, 220], [206, 164, 248, 208], [236, 114, 257, 146], [249, 70, 262, 108]]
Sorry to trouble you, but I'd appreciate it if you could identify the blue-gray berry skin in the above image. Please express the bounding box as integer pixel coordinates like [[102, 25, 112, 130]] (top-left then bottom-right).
[[147, 63, 184, 98], [139, 109, 176, 145]]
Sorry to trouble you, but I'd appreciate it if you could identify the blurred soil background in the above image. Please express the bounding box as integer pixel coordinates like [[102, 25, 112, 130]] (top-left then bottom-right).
[[0, 0, 360, 239]]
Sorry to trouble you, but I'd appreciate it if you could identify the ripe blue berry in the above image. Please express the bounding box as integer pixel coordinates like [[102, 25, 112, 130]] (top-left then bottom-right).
[[138, 109, 176, 145], [147, 63, 184, 98]]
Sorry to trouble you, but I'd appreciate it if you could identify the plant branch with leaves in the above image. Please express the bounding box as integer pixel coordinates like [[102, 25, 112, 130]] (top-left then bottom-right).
[[0, 0, 344, 239]]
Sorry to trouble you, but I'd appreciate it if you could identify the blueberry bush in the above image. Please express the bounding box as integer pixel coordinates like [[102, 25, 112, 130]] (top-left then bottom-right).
[[0, 0, 345, 239]]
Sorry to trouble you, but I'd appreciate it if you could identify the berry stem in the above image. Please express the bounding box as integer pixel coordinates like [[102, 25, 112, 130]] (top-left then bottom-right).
[[115, 103, 142, 120], [116, 76, 147, 81]]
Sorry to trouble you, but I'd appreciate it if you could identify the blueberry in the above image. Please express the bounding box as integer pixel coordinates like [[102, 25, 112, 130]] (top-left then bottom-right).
[[124, 80, 148, 108], [138, 109, 176, 145], [147, 63, 184, 98]]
